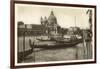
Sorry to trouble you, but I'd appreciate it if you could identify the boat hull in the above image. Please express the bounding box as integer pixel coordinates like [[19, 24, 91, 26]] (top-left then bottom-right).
[[30, 39, 82, 48]]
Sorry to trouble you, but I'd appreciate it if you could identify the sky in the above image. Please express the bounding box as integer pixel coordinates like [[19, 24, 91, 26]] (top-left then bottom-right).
[[15, 4, 94, 29]]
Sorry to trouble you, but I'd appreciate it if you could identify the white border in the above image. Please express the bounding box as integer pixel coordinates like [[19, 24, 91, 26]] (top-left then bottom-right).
[[14, 3, 95, 66]]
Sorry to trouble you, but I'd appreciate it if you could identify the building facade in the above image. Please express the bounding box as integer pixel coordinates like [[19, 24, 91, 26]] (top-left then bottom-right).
[[18, 10, 59, 37], [40, 10, 58, 36]]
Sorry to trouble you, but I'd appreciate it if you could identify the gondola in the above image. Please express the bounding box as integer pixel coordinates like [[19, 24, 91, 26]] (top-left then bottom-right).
[[29, 36, 83, 48]]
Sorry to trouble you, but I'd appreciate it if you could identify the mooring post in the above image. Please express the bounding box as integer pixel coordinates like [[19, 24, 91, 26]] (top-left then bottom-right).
[[83, 30, 88, 59], [32, 36, 35, 62], [18, 28, 19, 59], [23, 24, 27, 62]]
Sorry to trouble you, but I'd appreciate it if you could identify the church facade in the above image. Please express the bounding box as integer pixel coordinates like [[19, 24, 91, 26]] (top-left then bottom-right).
[[40, 10, 59, 36]]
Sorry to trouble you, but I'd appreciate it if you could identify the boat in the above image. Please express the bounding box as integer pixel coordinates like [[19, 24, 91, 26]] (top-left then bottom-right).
[[36, 35, 55, 41], [36, 38, 53, 41], [29, 35, 82, 48], [55, 35, 82, 43]]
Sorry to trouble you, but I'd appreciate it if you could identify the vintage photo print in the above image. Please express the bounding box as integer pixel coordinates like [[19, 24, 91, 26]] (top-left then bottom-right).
[[12, 1, 96, 67]]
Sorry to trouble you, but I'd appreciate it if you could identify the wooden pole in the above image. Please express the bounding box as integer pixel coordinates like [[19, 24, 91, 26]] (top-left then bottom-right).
[[18, 28, 19, 63], [33, 37, 35, 62], [23, 24, 27, 62], [83, 30, 88, 59]]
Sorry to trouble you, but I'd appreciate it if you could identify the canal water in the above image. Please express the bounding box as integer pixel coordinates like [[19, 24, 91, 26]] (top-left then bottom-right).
[[17, 36, 92, 63]]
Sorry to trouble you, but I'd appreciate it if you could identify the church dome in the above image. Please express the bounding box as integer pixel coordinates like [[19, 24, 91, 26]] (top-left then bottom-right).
[[48, 11, 57, 23]]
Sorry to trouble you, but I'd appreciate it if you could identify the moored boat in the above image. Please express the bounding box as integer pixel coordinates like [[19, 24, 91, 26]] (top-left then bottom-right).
[[29, 35, 82, 48]]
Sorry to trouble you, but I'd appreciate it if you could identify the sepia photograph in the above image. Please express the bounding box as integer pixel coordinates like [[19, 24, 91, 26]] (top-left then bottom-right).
[[10, 1, 96, 68]]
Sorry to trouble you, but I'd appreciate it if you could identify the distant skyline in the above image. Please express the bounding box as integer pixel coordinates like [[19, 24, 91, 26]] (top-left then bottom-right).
[[15, 4, 94, 29]]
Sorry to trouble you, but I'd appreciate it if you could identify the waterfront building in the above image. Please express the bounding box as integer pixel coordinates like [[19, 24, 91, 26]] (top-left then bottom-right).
[[18, 10, 60, 37]]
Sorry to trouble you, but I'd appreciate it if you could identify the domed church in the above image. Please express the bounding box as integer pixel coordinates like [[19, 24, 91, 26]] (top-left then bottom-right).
[[40, 10, 58, 36]]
